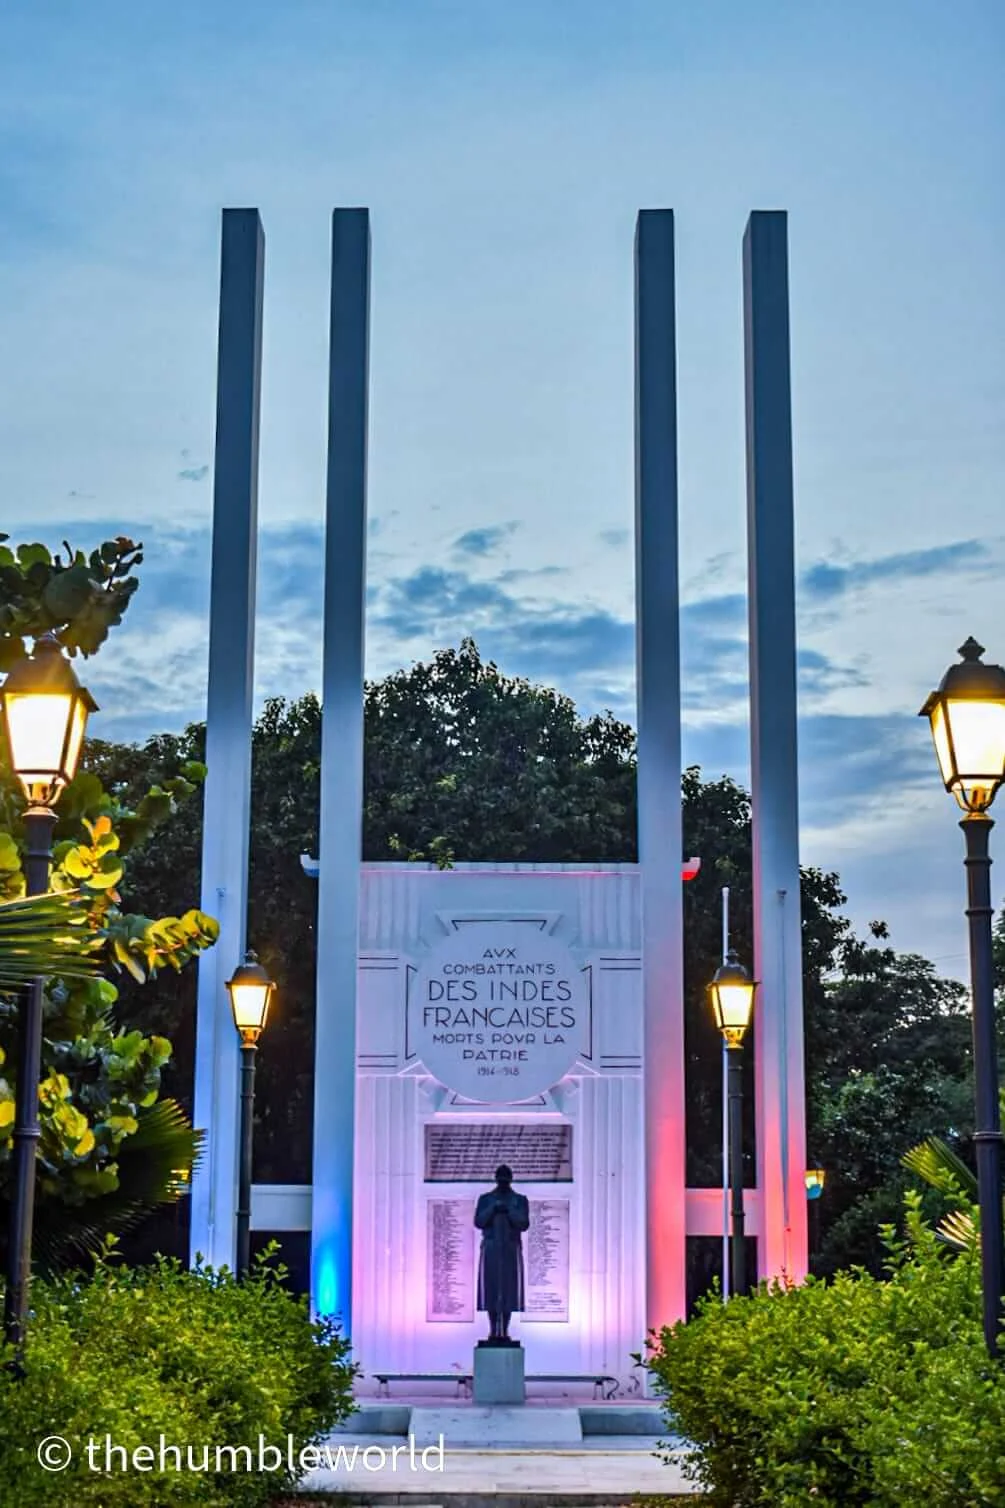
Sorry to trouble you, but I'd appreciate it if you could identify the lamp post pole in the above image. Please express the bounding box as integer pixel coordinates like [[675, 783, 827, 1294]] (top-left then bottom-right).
[[727, 1042, 746, 1297], [3, 807, 56, 1358], [1, 632, 96, 1366], [805, 1170, 825, 1269], [236, 1039, 257, 1280], [961, 812, 1004, 1358], [920, 638, 1005, 1359], [709, 950, 756, 1301], [226, 951, 274, 1280]]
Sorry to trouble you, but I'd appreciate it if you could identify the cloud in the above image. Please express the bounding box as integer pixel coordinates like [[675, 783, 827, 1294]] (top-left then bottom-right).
[[366, 558, 635, 713], [684, 593, 746, 628], [797, 646, 869, 697], [598, 527, 629, 549], [798, 711, 933, 814], [373, 565, 511, 640], [178, 464, 209, 483], [452, 525, 515, 557], [497, 565, 566, 584], [4, 520, 983, 759], [678, 594, 867, 718], [0, 514, 984, 975], [0, 0, 1000, 990], [801, 540, 993, 602], [367, 559, 881, 730]]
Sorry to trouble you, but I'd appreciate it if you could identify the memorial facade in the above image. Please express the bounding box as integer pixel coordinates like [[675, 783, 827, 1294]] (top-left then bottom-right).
[[190, 207, 809, 1387], [353, 864, 643, 1380]]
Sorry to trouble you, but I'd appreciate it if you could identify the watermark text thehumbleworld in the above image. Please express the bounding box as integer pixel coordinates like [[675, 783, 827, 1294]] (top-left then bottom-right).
[[36, 1433, 445, 1475]]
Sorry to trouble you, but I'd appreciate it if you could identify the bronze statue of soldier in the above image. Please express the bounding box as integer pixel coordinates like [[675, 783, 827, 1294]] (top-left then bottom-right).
[[474, 1164, 530, 1344]]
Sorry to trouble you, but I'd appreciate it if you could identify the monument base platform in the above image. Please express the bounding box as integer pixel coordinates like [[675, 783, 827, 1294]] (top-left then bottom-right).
[[473, 1342, 526, 1405], [410, 1405, 583, 1447]]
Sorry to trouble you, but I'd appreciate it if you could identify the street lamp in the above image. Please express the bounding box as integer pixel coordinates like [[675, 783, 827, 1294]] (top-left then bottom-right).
[[0, 632, 97, 808], [0, 633, 96, 1357], [921, 636, 1005, 1359], [226, 951, 274, 1279], [708, 951, 757, 1296], [805, 1168, 826, 1268]]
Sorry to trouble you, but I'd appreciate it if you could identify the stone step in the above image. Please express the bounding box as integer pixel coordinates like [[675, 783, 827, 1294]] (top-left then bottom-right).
[[579, 1405, 665, 1436], [290, 1441, 701, 1500], [285, 1489, 700, 1501], [342, 1404, 668, 1439], [347, 1406, 414, 1436], [411, 1406, 583, 1447]]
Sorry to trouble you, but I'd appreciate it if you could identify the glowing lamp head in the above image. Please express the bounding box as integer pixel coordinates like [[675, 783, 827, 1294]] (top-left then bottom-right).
[[0, 633, 97, 807], [920, 638, 1005, 815], [805, 1168, 826, 1200], [708, 951, 757, 1047], [226, 951, 274, 1044]]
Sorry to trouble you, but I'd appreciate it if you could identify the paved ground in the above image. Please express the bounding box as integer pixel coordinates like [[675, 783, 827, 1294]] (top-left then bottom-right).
[[280, 1392, 703, 1501], [293, 1436, 701, 1500]]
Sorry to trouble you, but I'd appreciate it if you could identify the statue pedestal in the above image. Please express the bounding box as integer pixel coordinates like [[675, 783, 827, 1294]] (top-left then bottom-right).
[[473, 1342, 525, 1405]]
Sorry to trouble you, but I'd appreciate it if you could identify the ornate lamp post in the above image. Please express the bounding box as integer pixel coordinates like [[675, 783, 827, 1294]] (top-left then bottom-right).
[[708, 951, 757, 1296], [805, 1167, 826, 1266], [0, 633, 97, 1355], [226, 951, 274, 1279], [921, 636, 1005, 1359]]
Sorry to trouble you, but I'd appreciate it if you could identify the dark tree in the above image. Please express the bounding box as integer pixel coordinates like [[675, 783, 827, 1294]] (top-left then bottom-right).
[[102, 641, 982, 1276]]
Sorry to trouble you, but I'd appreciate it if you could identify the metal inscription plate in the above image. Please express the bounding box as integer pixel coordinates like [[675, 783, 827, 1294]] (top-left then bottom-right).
[[426, 1198, 475, 1322], [424, 1123, 573, 1182], [523, 1199, 570, 1322]]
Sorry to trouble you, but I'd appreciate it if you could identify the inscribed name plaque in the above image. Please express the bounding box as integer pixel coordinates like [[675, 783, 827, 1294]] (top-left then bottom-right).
[[425, 1123, 573, 1182], [426, 1199, 475, 1322], [410, 921, 588, 1102], [523, 1199, 570, 1322]]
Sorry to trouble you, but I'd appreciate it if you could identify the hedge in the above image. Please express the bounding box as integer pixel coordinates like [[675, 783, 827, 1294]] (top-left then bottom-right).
[[0, 1244, 357, 1507], [646, 1195, 1005, 1507]]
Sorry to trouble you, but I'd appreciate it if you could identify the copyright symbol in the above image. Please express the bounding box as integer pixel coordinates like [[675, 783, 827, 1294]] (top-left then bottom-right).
[[37, 1436, 72, 1471]]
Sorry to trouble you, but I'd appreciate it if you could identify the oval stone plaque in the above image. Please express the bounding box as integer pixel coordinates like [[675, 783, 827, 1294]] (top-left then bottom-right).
[[412, 925, 586, 1102]]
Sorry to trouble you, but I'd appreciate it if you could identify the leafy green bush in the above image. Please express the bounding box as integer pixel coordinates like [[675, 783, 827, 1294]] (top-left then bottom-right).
[[0, 1245, 357, 1507], [646, 1195, 1005, 1507]]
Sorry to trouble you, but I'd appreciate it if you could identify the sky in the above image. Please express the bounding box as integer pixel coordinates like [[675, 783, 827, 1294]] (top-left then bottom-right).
[[1, 1, 1003, 976]]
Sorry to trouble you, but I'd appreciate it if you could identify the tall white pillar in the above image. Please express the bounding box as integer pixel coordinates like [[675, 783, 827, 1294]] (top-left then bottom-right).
[[190, 209, 265, 1269], [311, 209, 371, 1329], [742, 210, 809, 1285], [634, 210, 687, 1332]]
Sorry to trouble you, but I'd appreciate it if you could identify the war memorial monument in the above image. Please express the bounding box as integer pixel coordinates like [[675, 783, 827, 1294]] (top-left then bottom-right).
[[187, 206, 807, 1398]]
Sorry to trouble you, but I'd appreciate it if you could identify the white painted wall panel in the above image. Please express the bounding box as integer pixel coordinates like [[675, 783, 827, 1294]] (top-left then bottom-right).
[[350, 863, 646, 1389]]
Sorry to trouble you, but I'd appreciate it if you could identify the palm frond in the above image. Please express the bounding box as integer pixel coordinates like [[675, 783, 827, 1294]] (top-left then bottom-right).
[[937, 1208, 978, 1253], [902, 1136, 978, 1202], [25, 1098, 203, 1273], [0, 891, 99, 986]]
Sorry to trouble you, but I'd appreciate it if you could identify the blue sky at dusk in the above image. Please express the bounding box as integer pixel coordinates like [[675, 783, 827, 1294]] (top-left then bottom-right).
[[1, 2, 1003, 973]]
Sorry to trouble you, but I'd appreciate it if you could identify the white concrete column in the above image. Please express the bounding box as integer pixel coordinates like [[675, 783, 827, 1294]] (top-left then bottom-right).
[[190, 209, 265, 1269], [311, 209, 371, 1330], [634, 210, 687, 1332], [742, 210, 809, 1285]]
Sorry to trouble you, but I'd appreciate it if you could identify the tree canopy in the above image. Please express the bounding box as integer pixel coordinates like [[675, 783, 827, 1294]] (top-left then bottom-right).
[[3, 527, 990, 1283], [98, 639, 990, 1275]]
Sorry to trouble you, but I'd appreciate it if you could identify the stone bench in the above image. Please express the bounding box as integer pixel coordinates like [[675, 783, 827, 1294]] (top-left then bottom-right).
[[373, 1371, 472, 1398], [373, 1369, 619, 1401], [526, 1372, 619, 1400]]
